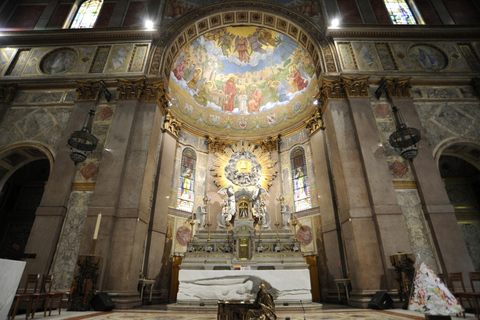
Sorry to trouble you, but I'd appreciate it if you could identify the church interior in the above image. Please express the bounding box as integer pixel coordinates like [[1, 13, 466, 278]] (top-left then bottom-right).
[[0, 0, 480, 318]]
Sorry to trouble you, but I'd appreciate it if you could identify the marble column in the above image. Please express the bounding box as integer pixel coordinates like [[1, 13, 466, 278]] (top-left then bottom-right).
[[307, 110, 344, 299], [145, 109, 180, 302], [78, 79, 165, 308], [0, 83, 16, 123], [23, 81, 101, 278], [344, 76, 411, 291], [319, 77, 385, 308], [384, 78, 474, 278]]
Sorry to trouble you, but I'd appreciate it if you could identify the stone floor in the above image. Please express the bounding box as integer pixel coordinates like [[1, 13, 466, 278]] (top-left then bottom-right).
[[12, 304, 479, 320]]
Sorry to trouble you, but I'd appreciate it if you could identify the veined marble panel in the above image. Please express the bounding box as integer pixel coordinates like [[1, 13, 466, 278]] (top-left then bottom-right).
[[50, 191, 93, 291], [178, 269, 311, 302]]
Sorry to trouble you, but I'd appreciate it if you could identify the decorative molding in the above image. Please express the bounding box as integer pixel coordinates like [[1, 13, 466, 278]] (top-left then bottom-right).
[[318, 77, 345, 112], [393, 180, 417, 189], [304, 109, 324, 135], [75, 80, 103, 101], [472, 77, 480, 99], [342, 75, 370, 98], [71, 182, 96, 191], [383, 77, 412, 99], [116, 78, 145, 100], [162, 109, 181, 137], [0, 83, 18, 103], [205, 135, 229, 153]]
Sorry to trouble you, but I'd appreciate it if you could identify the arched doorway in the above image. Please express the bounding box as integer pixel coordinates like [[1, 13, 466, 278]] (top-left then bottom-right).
[[439, 150, 480, 271], [0, 151, 50, 260]]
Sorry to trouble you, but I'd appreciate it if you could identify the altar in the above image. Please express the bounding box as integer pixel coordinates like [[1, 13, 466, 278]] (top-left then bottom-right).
[[175, 141, 313, 306]]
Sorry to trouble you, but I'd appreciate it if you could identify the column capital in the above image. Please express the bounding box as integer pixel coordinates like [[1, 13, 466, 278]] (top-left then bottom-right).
[[75, 80, 104, 101], [205, 135, 229, 153], [162, 109, 181, 137], [140, 80, 169, 104], [0, 83, 18, 103], [382, 77, 412, 99], [116, 78, 146, 100], [318, 77, 345, 112], [342, 75, 370, 98], [258, 135, 281, 153], [305, 109, 324, 135]]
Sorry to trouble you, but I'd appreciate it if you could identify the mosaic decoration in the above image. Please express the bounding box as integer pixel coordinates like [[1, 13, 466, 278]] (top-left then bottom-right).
[[384, 0, 417, 25], [176, 148, 196, 212], [458, 43, 480, 71], [291, 147, 311, 212], [0, 48, 16, 76], [169, 26, 317, 136], [375, 43, 397, 70], [338, 42, 357, 70], [70, 0, 103, 29], [407, 45, 447, 71], [41, 48, 78, 74]]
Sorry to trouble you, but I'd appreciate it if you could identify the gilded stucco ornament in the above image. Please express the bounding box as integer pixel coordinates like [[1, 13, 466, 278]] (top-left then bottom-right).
[[211, 140, 277, 191], [75, 80, 104, 101], [382, 77, 412, 99], [116, 78, 146, 100], [162, 109, 181, 137], [304, 109, 324, 135], [205, 135, 229, 154], [342, 75, 370, 98]]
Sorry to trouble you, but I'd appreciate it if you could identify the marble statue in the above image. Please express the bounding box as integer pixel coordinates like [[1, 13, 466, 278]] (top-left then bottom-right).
[[281, 204, 292, 230], [218, 183, 236, 227], [195, 205, 207, 230]]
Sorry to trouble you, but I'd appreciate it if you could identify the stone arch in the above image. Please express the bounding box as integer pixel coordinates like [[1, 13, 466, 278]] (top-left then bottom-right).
[[149, 2, 338, 79], [0, 142, 54, 191], [433, 137, 480, 172]]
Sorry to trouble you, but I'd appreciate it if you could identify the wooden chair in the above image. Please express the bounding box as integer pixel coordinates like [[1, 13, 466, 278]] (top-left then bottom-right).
[[449, 272, 468, 318], [469, 272, 480, 319], [31, 274, 65, 318], [8, 274, 39, 320]]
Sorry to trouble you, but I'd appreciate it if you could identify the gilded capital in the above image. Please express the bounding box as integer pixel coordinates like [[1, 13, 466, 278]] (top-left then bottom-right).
[[140, 80, 169, 103], [342, 75, 370, 98], [259, 135, 281, 153], [0, 83, 18, 103], [162, 109, 181, 137], [318, 77, 345, 111], [116, 78, 146, 100], [75, 80, 103, 101], [383, 77, 412, 99], [304, 109, 324, 135], [205, 135, 229, 153]]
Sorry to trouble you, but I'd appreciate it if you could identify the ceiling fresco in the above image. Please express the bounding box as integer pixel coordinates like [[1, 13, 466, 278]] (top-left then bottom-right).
[[168, 26, 318, 137]]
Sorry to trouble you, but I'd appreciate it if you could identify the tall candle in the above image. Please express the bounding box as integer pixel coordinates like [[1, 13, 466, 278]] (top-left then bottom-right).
[[93, 212, 102, 240]]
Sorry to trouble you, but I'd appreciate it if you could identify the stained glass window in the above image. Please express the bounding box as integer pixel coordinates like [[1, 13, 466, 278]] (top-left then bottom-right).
[[384, 0, 417, 25], [176, 148, 196, 212], [291, 147, 311, 212], [70, 0, 103, 29]]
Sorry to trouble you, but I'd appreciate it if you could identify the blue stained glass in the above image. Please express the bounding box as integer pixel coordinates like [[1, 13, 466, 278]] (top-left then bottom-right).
[[384, 0, 417, 25], [71, 0, 103, 29]]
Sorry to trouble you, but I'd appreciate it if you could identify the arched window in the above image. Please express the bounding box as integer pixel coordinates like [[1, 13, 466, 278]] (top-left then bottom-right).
[[291, 147, 311, 212], [70, 0, 103, 29], [176, 148, 196, 212], [383, 0, 417, 24]]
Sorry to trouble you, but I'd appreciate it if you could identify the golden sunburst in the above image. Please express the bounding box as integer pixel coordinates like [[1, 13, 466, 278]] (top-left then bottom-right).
[[210, 140, 277, 192]]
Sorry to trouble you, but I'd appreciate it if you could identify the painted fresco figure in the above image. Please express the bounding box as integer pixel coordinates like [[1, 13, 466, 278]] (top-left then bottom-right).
[[173, 60, 187, 80], [238, 89, 248, 114], [235, 36, 250, 63], [248, 85, 262, 113], [187, 68, 203, 90], [194, 81, 213, 106], [289, 65, 308, 92], [223, 77, 237, 112]]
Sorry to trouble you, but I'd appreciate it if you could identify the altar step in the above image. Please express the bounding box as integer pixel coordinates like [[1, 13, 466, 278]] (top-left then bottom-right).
[[167, 301, 323, 313]]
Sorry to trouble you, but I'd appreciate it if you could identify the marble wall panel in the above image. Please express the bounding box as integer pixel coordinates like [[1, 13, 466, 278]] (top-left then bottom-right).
[[129, 44, 148, 72], [90, 46, 111, 73], [458, 223, 480, 271], [375, 43, 397, 70], [22, 48, 49, 75], [67, 46, 96, 74], [105, 45, 134, 73], [352, 42, 382, 70], [0, 48, 16, 76], [337, 42, 357, 70], [458, 43, 480, 71], [51, 191, 93, 291], [395, 189, 438, 271], [172, 216, 191, 254], [8, 49, 30, 76]]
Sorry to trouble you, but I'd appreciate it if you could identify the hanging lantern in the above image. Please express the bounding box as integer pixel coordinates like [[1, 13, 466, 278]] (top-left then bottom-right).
[[67, 109, 98, 165], [389, 106, 421, 161]]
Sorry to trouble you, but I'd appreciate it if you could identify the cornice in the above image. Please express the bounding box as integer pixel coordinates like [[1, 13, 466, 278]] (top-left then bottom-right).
[[326, 25, 480, 41], [0, 28, 157, 47]]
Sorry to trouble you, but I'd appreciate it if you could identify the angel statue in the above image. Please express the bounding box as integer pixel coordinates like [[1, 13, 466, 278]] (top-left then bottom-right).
[[218, 183, 236, 227], [281, 204, 292, 230], [195, 205, 207, 230], [251, 184, 270, 229]]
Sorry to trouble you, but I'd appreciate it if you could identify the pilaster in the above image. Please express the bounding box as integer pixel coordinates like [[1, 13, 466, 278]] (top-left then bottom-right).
[[344, 75, 410, 291], [320, 76, 385, 307], [385, 78, 475, 277], [24, 80, 101, 278]]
